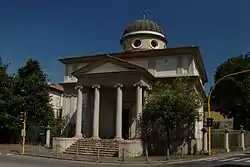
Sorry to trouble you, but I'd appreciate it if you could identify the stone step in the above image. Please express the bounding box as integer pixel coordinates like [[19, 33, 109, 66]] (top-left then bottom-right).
[[71, 144, 118, 148], [64, 151, 117, 157], [78, 141, 118, 144], [66, 147, 118, 152], [73, 142, 118, 145], [70, 144, 118, 148], [69, 146, 118, 150], [64, 139, 119, 157], [77, 141, 118, 145]]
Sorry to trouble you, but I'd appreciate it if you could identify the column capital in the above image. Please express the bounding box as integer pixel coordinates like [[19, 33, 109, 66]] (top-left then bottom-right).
[[114, 83, 123, 88], [75, 85, 83, 90], [92, 84, 100, 89], [133, 82, 146, 88]]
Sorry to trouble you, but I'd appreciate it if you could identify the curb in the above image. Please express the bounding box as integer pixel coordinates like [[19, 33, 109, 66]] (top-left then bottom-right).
[[1, 151, 247, 166], [15, 153, 210, 165]]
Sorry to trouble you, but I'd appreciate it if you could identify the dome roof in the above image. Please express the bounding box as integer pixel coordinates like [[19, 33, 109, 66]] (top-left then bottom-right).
[[121, 19, 166, 43]]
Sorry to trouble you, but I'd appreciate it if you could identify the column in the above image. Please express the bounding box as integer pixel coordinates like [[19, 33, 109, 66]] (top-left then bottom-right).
[[114, 83, 123, 140], [135, 83, 143, 119], [134, 83, 144, 138], [224, 124, 230, 152], [45, 125, 51, 148], [92, 84, 100, 139], [143, 86, 151, 105], [201, 127, 208, 154], [240, 125, 246, 151], [75, 85, 83, 138]]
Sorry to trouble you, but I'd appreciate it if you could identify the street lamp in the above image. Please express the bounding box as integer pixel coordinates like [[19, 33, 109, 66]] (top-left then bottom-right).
[[207, 69, 250, 155]]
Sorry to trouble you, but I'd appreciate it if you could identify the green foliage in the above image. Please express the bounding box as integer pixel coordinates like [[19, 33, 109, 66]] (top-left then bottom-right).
[[0, 58, 22, 143], [16, 59, 55, 127], [213, 53, 250, 129], [52, 112, 70, 137], [0, 58, 55, 143], [140, 77, 202, 154]]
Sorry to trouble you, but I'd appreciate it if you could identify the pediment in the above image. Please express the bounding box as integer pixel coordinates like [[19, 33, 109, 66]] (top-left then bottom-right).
[[85, 62, 130, 74], [72, 55, 146, 76]]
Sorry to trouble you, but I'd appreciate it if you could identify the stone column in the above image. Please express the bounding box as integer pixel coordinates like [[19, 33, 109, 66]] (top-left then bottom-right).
[[135, 83, 143, 119], [224, 124, 230, 152], [92, 84, 100, 140], [201, 127, 208, 154], [75, 86, 83, 138], [114, 83, 123, 140], [134, 83, 144, 138], [240, 125, 246, 151], [45, 125, 51, 148]]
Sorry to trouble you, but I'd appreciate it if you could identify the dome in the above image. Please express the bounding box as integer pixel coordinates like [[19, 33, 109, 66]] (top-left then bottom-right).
[[120, 19, 166, 44]]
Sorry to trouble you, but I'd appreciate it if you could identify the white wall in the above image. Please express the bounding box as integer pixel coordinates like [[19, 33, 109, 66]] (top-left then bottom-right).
[[64, 63, 88, 83], [63, 54, 201, 83], [49, 90, 63, 118], [126, 54, 200, 78]]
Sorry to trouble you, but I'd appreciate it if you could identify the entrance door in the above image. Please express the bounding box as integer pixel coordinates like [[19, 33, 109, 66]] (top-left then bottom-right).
[[122, 109, 130, 139]]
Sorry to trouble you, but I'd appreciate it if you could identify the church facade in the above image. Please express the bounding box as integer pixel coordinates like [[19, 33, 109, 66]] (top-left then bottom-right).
[[53, 18, 207, 156]]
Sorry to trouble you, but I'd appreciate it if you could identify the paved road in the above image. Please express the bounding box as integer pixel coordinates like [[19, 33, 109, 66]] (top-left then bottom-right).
[[167, 154, 250, 167], [0, 154, 157, 167], [0, 155, 117, 167], [1, 153, 250, 167]]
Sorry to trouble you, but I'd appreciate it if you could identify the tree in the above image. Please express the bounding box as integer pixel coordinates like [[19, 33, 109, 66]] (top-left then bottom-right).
[[16, 59, 55, 143], [0, 58, 21, 143], [140, 77, 203, 155], [212, 53, 250, 129]]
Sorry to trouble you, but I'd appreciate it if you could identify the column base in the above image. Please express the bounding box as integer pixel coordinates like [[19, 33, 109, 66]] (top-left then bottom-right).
[[91, 136, 101, 140], [74, 134, 82, 138], [114, 136, 123, 141]]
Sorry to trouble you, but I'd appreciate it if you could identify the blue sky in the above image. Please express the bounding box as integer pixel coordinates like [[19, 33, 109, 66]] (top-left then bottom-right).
[[0, 0, 249, 91]]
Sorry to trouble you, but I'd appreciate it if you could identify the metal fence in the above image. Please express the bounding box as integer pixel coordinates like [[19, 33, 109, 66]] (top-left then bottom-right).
[[245, 131, 250, 148], [228, 130, 241, 151], [211, 128, 249, 153], [211, 129, 225, 153]]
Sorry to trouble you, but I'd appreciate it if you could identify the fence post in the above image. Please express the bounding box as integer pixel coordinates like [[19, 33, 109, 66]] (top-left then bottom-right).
[[201, 127, 208, 154], [166, 147, 170, 160], [122, 148, 125, 162], [240, 125, 246, 151], [187, 136, 192, 155], [45, 125, 51, 148], [224, 124, 230, 152], [96, 142, 100, 162], [145, 143, 149, 163], [56, 145, 59, 158], [75, 141, 79, 159]]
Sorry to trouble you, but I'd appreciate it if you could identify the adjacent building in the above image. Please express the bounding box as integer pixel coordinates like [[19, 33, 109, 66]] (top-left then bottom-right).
[[48, 83, 64, 118]]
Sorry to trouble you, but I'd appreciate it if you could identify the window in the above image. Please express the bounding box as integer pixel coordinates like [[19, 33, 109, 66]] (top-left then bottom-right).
[[150, 39, 159, 49], [132, 39, 142, 48]]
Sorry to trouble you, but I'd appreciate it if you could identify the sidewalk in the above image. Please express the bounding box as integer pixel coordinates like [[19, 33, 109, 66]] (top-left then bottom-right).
[[0, 144, 247, 165]]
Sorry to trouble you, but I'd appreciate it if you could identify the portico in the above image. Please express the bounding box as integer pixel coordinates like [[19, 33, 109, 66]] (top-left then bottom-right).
[[74, 82, 148, 140], [72, 55, 153, 140]]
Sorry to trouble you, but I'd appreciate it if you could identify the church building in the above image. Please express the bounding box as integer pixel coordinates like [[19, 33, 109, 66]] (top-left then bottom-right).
[[53, 17, 207, 157]]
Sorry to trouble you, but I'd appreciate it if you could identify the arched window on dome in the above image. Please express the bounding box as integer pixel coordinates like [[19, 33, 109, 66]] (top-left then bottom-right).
[[150, 39, 159, 49], [132, 39, 142, 49]]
